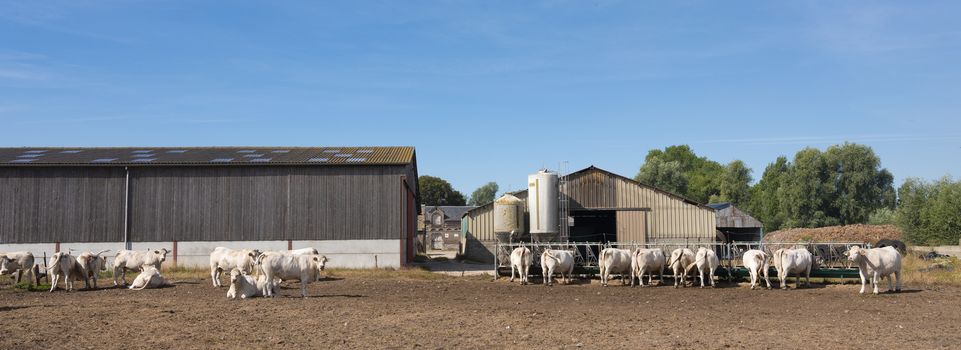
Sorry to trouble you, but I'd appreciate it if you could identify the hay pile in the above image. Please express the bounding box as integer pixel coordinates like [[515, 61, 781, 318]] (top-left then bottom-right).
[[763, 224, 902, 244]]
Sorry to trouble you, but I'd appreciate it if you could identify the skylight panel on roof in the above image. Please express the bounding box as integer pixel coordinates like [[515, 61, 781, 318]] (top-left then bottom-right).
[[10, 159, 36, 163], [308, 158, 329, 162], [60, 150, 82, 154], [132, 154, 155, 158], [18, 154, 44, 158], [91, 158, 117, 163], [249, 158, 271, 162], [166, 150, 188, 153], [24, 150, 47, 154], [322, 150, 341, 153], [131, 158, 156, 163], [346, 158, 367, 163], [211, 158, 234, 162], [271, 150, 290, 153], [242, 154, 264, 158], [357, 150, 374, 154], [132, 150, 153, 154], [237, 150, 256, 153]]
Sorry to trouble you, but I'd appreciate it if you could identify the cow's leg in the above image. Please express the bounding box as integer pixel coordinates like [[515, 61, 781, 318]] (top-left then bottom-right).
[[895, 270, 902, 292], [887, 273, 894, 293], [210, 264, 220, 287], [15, 269, 23, 284], [542, 266, 549, 286], [710, 267, 716, 288], [805, 265, 812, 287], [858, 268, 867, 294], [510, 264, 516, 283], [762, 265, 772, 289], [872, 271, 880, 295], [49, 274, 59, 292], [780, 270, 787, 290], [300, 280, 308, 298]]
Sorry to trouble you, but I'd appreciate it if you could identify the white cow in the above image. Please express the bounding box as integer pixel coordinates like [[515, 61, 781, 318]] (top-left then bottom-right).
[[129, 266, 167, 290], [846, 246, 902, 295], [226, 269, 278, 299], [287, 247, 319, 255], [773, 248, 813, 289], [630, 248, 666, 287], [257, 253, 328, 298], [76, 250, 110, 289], [599, 248, 633, 286], [0, 251, 38, 286], [742, 249, 772, 290], [540, 249, 574, 286], [667, 248, 695, 288], [113, 248, 169, 286], [685, 247, 720, 288], [509, 247, 532, 285], [209, 247, 260, 287], [48, 252, 84, 292]]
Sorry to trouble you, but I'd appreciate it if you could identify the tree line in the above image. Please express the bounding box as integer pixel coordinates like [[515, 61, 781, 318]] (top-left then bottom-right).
[[419, 143, 959, 245]]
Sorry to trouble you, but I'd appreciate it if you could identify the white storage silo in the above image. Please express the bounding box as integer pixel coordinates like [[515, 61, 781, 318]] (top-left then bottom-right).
[[528, 170, 559, 241], [493, 193, 525, 243]]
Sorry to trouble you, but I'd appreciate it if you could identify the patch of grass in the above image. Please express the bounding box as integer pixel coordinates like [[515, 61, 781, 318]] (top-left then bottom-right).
[[901, 254, 961, 286], [325, 266, 454, 281], [14, 282, 51, 292]]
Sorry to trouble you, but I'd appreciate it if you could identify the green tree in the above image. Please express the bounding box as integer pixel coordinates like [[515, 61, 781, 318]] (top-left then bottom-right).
[[711, 160, 753, 206], [897, 177, 961, 245], [418, 175, 466, 206], [637, 145, 724, 202], [634, 158, 687, 196], [467, 182, 499, 206], [782, 147, 837, 228], [823, 143, 896, 224], [749, 156, 790, 231]]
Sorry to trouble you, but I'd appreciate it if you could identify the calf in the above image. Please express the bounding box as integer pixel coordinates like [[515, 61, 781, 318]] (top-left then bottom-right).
[[846, 246, 902, 295], [209, 247, 260, 287], [48, 252, 84, 292], [76, 250, 110, 289], [742, 249, 772, 290], [540, 249, 574, 286], [667, 248, 695, 288], [226, 269, 277, 299], [685, 247, 720, 288], [0, 251, 38, 286], [773, 248, 813, 289], [630, 248, 665, 287], [129, 266, 167, 290], [113, 248, 169, 286], [258, 252, 328, 298], [599, 248, 632, 286], [509, 247, 532, 285]]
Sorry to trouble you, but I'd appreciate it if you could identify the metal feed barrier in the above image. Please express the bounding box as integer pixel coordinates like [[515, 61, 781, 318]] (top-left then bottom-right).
[[494, 241, 872, 280]]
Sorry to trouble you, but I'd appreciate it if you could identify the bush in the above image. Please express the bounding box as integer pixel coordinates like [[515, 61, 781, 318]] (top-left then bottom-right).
[[897, 177, 961, 245], [868, 207, 897, 225]]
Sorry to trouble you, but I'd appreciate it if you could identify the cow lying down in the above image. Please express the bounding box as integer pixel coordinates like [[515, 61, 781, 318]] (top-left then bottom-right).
[[129, 267, 167, 290], [227, 269, 279, 299]]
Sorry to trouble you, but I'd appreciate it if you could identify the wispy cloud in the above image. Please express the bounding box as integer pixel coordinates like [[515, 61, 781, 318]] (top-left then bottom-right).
[[700, 134, 961, 146]]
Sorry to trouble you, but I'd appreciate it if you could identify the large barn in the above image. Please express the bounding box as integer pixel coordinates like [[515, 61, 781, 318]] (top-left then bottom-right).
[[0, 147, 419, 268], [461, 166, 717, 262]]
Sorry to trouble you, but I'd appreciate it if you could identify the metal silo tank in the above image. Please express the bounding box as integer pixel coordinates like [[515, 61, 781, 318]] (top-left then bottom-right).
[[493, 193, 525, 243], [528, 170, 559, 242]]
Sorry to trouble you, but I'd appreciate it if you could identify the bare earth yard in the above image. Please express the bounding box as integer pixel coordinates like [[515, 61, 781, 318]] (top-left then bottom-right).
[[1, 274, 960, 349]]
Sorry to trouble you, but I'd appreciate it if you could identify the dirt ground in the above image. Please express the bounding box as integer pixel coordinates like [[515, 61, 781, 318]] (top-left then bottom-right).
[[2, 275, 960, 349]]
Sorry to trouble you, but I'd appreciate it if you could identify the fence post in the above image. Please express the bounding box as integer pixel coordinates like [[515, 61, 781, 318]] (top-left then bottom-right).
[[172, 240, 178, 269]]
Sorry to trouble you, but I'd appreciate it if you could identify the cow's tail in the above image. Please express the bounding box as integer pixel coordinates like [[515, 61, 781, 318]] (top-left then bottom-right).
[[94, 249, 111, 256], [130, 281, 149, 290], [600, 248, 612, 266], [542, 250, 558, 264], [520, 247, 529, 263]]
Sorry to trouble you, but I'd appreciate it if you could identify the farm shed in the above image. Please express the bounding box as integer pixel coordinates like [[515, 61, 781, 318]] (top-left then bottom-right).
[[461, 166, 716, 262], [706, 202, 763, 242], [0, 147, 418, 268]]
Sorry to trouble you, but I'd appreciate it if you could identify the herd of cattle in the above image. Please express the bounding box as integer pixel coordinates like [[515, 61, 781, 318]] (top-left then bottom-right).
[[509, 245, 904, 294], [0, 247, 329, 298]]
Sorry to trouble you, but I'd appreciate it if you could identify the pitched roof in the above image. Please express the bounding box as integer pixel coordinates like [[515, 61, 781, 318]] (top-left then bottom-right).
[[0, 146, 415, 166], [425, 206, 476, 220]]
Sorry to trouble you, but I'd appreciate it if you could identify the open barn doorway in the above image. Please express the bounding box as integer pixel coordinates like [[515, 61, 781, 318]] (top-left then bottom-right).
[[569, 210, 617, 243]]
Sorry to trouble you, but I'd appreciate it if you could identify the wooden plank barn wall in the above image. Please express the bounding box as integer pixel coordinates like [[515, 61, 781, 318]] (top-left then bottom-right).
[[0, 147, 418, 244]]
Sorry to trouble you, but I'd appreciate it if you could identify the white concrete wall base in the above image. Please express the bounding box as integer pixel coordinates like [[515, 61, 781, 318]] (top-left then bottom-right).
[[0, 240, 402, 269]]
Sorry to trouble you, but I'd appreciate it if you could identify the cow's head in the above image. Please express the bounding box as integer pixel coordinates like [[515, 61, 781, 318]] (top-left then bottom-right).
[[153, 249, 169, 263], [0, 255, 11, 275], [846, 246, 865, 262], [314, 255, 328, 271]]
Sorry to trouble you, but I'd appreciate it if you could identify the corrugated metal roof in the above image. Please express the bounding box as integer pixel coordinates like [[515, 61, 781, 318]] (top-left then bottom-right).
[[0, 146, 415, 166]]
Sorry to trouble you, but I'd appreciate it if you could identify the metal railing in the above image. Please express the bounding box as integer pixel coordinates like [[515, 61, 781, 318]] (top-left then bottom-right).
[[495, 240, 872, 275]]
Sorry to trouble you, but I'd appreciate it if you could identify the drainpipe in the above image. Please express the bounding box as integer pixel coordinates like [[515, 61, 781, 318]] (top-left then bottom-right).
[[123, 166, 131, 250]]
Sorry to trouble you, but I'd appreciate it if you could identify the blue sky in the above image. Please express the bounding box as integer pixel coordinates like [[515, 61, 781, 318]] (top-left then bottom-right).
[[1, 1, 959, 196]]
